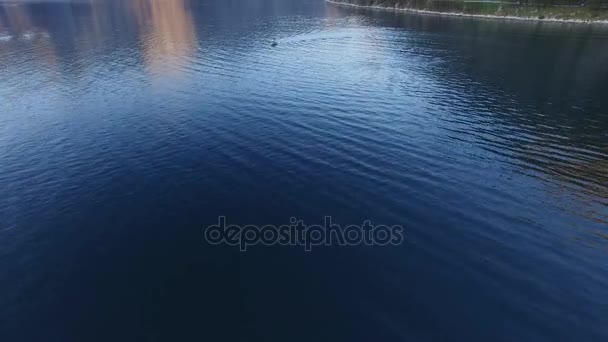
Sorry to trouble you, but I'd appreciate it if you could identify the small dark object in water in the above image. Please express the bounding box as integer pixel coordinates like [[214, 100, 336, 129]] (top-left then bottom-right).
[[271, 41, 278, 47], [538, 15, 545, 20]]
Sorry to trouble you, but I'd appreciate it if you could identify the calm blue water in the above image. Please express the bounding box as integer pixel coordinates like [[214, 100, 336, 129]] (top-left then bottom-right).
[[1, 0, 607, 340]]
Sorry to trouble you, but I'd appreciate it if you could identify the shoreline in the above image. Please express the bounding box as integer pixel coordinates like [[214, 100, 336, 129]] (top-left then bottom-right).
[[326, 0, 608, 24]]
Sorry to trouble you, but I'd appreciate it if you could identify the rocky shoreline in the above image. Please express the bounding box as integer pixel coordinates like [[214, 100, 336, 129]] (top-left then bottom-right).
[[327, 0, 608, 24]]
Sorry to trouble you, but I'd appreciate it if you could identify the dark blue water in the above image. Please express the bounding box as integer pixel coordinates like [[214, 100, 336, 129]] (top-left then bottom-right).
[[1, 0, 607, 340]]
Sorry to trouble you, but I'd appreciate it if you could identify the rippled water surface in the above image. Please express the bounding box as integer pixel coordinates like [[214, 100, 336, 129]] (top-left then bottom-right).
[[1, 0, 607, 340]]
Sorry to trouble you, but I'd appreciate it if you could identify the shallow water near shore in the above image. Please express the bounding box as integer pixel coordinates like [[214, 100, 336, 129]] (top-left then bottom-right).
[[1, 0, 608, 341]]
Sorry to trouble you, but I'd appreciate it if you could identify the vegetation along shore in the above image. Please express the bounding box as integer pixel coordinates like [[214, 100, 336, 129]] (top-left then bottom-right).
[[327, 0, 608, 23]]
